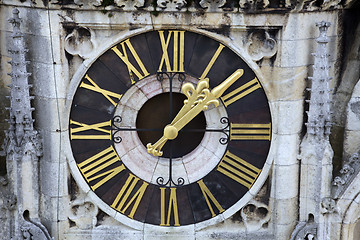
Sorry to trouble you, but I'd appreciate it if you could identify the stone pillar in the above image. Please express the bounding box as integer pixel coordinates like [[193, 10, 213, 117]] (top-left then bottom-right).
[[0, 8, 53, 240], [292, 21, 334, 239]]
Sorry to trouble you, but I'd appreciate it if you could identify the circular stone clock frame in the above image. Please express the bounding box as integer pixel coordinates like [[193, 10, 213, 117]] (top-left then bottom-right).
[[64, 28, 275, 230]]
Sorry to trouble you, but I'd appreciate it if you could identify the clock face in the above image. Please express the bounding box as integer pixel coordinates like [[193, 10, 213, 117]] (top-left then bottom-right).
[[68, 30, 272, 228]]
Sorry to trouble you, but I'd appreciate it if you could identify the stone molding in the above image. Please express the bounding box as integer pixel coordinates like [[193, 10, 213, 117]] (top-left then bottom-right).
[[2, 0, 352, 12]]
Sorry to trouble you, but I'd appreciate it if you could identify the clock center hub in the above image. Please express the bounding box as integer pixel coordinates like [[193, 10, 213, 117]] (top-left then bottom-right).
[[164, 125, 178, 140], [136, 92, 206, 158]]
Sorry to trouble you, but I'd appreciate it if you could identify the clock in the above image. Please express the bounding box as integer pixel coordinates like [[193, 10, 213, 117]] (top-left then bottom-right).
[[66, 29, 273, 229]]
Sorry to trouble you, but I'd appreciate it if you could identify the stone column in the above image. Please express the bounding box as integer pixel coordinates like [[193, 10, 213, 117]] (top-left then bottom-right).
[[0, 8, 53, 240]]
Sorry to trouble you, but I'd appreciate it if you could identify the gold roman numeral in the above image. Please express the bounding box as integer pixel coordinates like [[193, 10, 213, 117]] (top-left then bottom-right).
[[112, 39, 150, 84], [158, 30, 185, 72], [217, 151, 261, 189], [111, 173, 149, 219], [70, 119, 111, 140], [230, 123, 271, 141], [77, 146, 125, 191], [221, 77, 262, 107], [160, 187, 180, 226], [197, 179, 224, 217], [80, 74, 123, 106], [199, 43, 225, 80]]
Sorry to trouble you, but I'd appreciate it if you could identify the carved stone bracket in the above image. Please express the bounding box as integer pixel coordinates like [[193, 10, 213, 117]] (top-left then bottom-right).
[[290, 222, 318, 240], [240, 200, 271, 231], [332, 151, 360, 199], [245, 30, 277, 62], [320, 197, 336, 214], [64, 27, 97, 60], [69, 197, 99, 229], [115, 0, 146, 9], [157, 0, 187, 10], [199, 0, 226, 11]]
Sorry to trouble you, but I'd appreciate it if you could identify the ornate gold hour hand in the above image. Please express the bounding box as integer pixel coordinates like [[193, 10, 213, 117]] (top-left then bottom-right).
[[147, 69, 244, 157]]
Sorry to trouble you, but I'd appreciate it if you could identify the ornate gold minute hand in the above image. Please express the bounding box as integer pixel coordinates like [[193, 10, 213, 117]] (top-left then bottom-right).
[[147, 69, 244, 157]]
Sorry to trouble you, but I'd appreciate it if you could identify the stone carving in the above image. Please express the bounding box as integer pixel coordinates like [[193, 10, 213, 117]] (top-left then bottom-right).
[[157, 0, 187, 10], [21, 226, 32, 240], [115, 0, 146, 9], [332, 151, 360, 199], [296, 21, 334, 240], [21, 220, 54, 240], [69, 198, 99, 229], [305, 21, 332, 138], [320, 197, 336, 214], [199, 0, 226, 11], [290, 222, 318, 240], [64, 27, 96, 59], [239, 0, 270, 11], [246, 30, 277, 62], [240, 200, 271, 231], [72, 0, 102, 6], [49, 0, 345, 11]]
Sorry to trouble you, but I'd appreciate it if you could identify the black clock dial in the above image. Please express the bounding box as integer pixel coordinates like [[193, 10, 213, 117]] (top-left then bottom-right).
[[68, 30, 272, 227]]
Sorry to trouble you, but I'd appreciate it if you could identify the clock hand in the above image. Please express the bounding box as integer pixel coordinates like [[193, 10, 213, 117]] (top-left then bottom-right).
[[147, 69, 244, 157]]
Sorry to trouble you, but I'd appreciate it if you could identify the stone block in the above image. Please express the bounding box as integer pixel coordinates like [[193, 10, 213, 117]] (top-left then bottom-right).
[[24, 33, 52, 62], [272, 134, 299, 166], [261, 66, 307, 101], [345, 97, 360, 131], [343, 130, 360, 159], [31, 62, 69, 99], [272, 197, 297, 225], [278, 37, 337, 68], [42, 131, 69, 166], [270, 100, 303, 135], [20, 8, 58, 38], [40, 194, 70, 223], [282, 12, 339, 41], [34, 96, 64, 132], [271, 164, 298, 199], [40, 160, 68, 197], [274, 222, 296, 240], [144, 224, 195, 240]]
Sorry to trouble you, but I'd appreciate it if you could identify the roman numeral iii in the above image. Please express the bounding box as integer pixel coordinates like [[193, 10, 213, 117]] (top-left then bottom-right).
[[158, 30, 185, 72], [230, 123, 271, 141], [217, 151, 261, 189]]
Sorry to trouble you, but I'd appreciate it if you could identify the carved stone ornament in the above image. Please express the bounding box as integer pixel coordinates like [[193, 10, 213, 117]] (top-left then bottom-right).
[[115, 0, 146, 9], [69, 197, 99, 229], [240, 200, 271, 231], [290, 222, 318, 240], [332, 151, 360, 199], [199, 0, 226, 11], [157, 0, 187, 10], [320, 197, 336, 214], [246, 30, 277, 62], [64, 27, 96, 59], [73, 0, 102, 6]]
